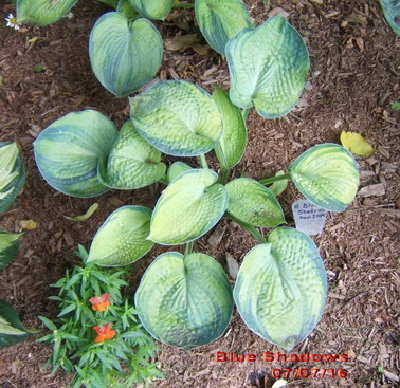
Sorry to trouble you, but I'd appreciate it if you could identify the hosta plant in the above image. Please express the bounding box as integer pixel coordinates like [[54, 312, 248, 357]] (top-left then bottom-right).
[[37, 246, 163, 388], [379, 0, 400, 36]]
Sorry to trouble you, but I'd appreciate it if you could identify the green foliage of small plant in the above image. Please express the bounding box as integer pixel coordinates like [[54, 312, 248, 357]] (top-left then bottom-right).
[[37, 246, 163, 388]]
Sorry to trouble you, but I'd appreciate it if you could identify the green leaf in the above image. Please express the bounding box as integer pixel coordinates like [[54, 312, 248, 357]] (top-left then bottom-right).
[[129, 0, 173, 20], [88, 206, 154, 266], [269, 171, 289, 196], [34, 110, 118, 198], [129, 80, 223, 156], [148, 169, 229, 245], [89, 13, 163, 97], [166, 162, 192, 183], [0, 231, 22, 270], [225, 179, 285, 227], [233, 227, 327, 350], [212, 88, 248, 169], [391, 101, 400, 110], [98, 122, 166, 189], [226, 15, 310, 118], [134, 252, 233, 350], [289, 144, 360, 212], [380, 0, 400, 36], [116, 0, 139, 19], [64, 203, 99, 222], [0, 299, 30, 348], [0, 142, 25, 216], [16, 0, 78, 26], [195, 0, 253, 55]]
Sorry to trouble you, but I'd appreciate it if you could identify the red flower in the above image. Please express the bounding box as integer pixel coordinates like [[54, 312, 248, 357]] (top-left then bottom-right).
[[89, 293, 111, 312], [93, 322, 116, 343]]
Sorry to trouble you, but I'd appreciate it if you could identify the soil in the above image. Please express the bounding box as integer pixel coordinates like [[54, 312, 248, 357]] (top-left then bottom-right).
[[0, 0, 399, 387]]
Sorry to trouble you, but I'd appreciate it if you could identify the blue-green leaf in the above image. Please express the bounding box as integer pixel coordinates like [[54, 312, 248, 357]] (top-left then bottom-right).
[[89, 13, 163, 97], [226, 15, 310, 118], [166, 162, 192, 183], [129, 0, 173, 20], [380, 0, 400, 36], [135, 252, 233, 350]]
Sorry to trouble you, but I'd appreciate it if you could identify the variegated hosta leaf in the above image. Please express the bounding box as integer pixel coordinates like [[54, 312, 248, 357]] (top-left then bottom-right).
[[98, 122, 166, 189], [148, 169, 229, 244], [0, 142, 25, 216], [16, 0, 78, 26], [129, 80, 223, 156], [234, 227, 327, 350], [129, 0, 173, 20], [0, 299, 30, 349], [88, 206, 153, 266], [134, 252, 233, 350], [226, 15, 310, 118], [380, 0, 400, 36], [0, 231, 22, 271], [289, 144, 360, 212], [34, 110, 118, 198], [167, 162, 192, 183], [269, 171, 289, 197], [225, 179, 285, 227], [212, 88, 248, 169], [89, 13, 163, 97], [195, 0, 253, 55]]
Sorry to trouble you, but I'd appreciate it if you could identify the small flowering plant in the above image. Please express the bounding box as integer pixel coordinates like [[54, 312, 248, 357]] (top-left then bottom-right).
[[37, 245, 163, 388], [5, 13, 20, 30]]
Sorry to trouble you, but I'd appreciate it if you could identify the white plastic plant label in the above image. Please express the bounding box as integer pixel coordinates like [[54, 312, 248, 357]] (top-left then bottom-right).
[[292, 199, 328, 236]]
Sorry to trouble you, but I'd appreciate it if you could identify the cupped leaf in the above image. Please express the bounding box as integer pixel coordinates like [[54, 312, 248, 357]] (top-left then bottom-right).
[[0, 142, 25, 216], [340, 131, 373, 156], [34, 110, 118, 198], [16, 0, 78, 26], [134, 252, 233, 350], [148, 169, 229, 245], [117, 0, 140, 19], [167, 162, 192, 183], [212, 88, 248, 169], [98, 122, 166, 189], [225, 179, 285, 227], [380, 0, 400, 35], [0, 299, 31, 348], [129, 0, 173, 20], [226, 15, 310, 118], [0, 231, 22, 271], [234, 227, 327, 350], [195, 0, 253, 55], [89, 13, 163, 97], [129, 80, 223, 156], [289, 144, 360, 212], [88, 206, 153, 266]]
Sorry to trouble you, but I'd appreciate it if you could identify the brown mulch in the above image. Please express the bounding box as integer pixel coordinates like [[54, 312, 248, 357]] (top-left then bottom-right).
[[0, 0, 399, 387]]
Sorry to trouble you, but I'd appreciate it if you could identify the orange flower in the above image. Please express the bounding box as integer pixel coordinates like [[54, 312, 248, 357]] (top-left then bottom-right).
[[89, 293, 111, 312], [93, 322, 116, 343]]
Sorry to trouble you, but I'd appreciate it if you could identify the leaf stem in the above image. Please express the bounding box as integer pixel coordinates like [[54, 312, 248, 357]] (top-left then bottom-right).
[[199, 154, 208, 169], [184, 241, 194, 255], [241, 108, 251, 122], [227, 215, 267, 244], [259, 173, 291, 185], [172, 1, 195, 7], [96, 0, 118, 8]]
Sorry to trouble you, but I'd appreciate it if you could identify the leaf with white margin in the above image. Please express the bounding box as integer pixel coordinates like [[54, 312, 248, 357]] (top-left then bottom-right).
[[234, 227, 327, 350], [89, 13, 163, 97], [226, 15, 310, 118], [0, 143, 25, 216], [0, 231, 22, 271], [212, 88, 248, 169], [289, 144, 360, 212], [134, 251, 233, 350], [167, 162, 192, 183], [88, 206, 153, 266], [129, 0, 173, 20], [225, 179, 285, 227], [148, 169, 229, 245], [16, 0, 78, 26], [34, 110, 118, 198], [129, 80, 223, 156], [98, 122, 166, 189], [380, 0, 400, 36], [0, 299, 30, 349], [195, 0, 253, 55]]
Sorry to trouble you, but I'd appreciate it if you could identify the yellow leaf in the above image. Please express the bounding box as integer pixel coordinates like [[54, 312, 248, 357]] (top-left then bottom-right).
[[340, 131, 373, 156], [19, 220, 38, 230], [64, 203, 99, 222]]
